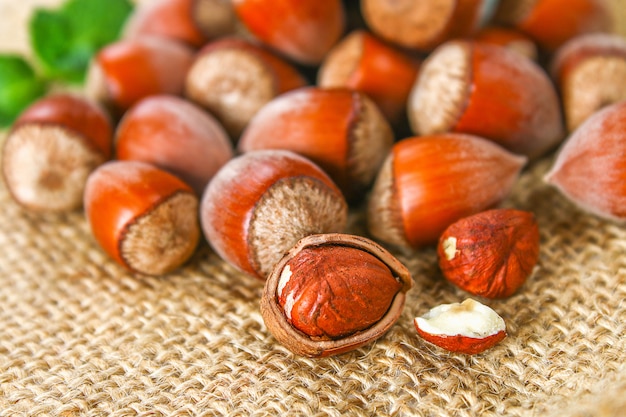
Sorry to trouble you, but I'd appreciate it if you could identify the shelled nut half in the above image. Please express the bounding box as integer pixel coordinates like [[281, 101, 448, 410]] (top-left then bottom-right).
[[237, 87, 394, 202], [408, 40, 564, 159], [261, 233, 413, 357], [367, 133, 526, 250], [200, 150, 348, 279], [2, 94, 113, 212], [414, 298, 506, 355], [84, 160, 200, 276], [551, 33, 626, 132]]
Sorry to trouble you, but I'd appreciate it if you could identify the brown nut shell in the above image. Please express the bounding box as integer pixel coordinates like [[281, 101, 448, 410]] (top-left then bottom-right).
[[260, 233, 413, 358]]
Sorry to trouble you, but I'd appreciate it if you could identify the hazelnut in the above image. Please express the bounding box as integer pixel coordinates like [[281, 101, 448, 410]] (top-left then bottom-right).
[[261, 233, 413, 357], [367, 133, 527, 250], [85, 36, 194, 116], [115, 94, 233, 196], [360, 0, 498, 51], [438, 209, 540, 299], [84, 161, 200, 276], [123, 0, 206, 47], [550, 33, 626, 132], [232, 0, 345, 65], [200, 150, 348, 279], [544, 101, 626, 221], [473, 25, 539, 61], [192, 0, 239, 40], [317, 30, 421, 124], [408, 40, 564, 159], [185, 37, 307, 140], [123, 0, 237, 47], [414, 298, 507, 355], [494, 0, 612, 52], [2, 94, 113, 212], [237, 87, 394, 202]]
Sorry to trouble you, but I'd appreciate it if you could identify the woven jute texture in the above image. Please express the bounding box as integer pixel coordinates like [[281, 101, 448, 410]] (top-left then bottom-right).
[[2, 1, 626, 416], [1, 141, 626, 417]]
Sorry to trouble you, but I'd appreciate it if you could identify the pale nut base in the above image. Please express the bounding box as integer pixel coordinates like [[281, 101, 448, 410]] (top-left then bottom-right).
[[317, 30, 363, 87], [2, 124, 105, 212], [366, 154, 411, 249], [361, 0, 455, 50], [349, 94, 395, 189], [563, 56, 626, 132], [248, 177, 348, 278], [408, 41, 470, 135], [193, 0, 237, 39], [121, 192, 200, 275], [415, 299, 505, 338], [185, 48, 275, 138]]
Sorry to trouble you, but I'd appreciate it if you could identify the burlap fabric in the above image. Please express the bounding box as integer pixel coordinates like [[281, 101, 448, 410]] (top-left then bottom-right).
[[2, 1, 626, 416]]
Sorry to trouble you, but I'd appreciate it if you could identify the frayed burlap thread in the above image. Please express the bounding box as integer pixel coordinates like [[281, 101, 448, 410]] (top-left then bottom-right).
[[1, 127, 626, 417]]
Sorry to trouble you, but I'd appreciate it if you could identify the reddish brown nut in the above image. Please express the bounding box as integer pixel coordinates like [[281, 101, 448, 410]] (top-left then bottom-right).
[[185, 37, 307, 140], [408, 40, 564, 159], [473, 26, 539, 60], [360, 0, 499, 51], [494, 0, 612, 52], [2, 94, 112, 212], [261, 233, 413, 357], [437, 209, 540, 298], [124, 0, 237, 47], [86, 36, 194, 116], [367, 134, 527, 250], [237, 87, 394, 202], [125, 0, 210, 47], [414, 298, 507, 355], [84, 160, 200, 276], [545, 101, 626, 221], [317, 30, 421, 124], [232, 0, 345, 65], [200, 150, 348, 279], [551, 33, 626, 132], [115, 95, 233, 195]]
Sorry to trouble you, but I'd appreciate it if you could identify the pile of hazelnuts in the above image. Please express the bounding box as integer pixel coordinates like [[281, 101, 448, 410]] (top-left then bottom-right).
[[2, 0, 625, 357]]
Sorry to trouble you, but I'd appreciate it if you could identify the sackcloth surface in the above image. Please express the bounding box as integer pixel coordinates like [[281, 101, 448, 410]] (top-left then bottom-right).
[[1, 1, 626, 416]]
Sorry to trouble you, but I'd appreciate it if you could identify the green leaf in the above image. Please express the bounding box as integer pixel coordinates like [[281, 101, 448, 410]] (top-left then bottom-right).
[[0, 55, 47, 127], [29, 9, 85, 83], [29, 0, 134, 84], [62, 0, 134, 48]]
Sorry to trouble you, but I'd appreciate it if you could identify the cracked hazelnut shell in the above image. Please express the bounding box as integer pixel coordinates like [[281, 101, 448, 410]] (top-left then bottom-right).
[[261, 233, 413, 357]]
